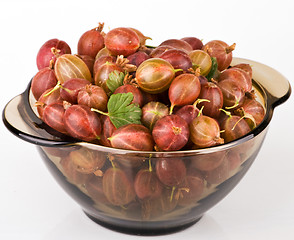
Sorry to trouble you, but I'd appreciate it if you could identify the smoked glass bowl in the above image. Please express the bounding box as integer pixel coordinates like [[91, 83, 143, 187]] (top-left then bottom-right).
[[2, 58, 291, 235]]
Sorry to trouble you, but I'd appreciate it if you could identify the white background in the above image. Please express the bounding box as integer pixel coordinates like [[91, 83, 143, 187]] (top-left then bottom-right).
[[1, 0, 293, 239]]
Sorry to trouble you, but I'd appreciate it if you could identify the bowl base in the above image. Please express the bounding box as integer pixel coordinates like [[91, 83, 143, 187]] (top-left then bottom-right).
[[83, 211, 202, 236]]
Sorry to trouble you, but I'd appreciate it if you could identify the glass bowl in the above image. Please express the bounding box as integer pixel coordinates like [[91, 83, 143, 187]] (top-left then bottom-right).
[[2, 57, 291, 235]]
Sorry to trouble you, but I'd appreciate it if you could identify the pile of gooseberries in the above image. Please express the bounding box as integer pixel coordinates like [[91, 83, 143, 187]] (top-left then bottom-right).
[[32, 22, 265, 220]]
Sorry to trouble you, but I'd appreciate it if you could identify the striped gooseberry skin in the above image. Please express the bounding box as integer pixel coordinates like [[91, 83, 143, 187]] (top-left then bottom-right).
[[181, 37, 203, 50], [220, 115, 251, 143], [93, 55, 116, 77], [60, 155, 91, 185], [104, 27, 140, 57], [168, 73, 201, 112], [141, 101, 169, 130], [76, 54, 95, 76], [42, 102, 67, 134], [102, 167, 136, 206], [159, 49, 192, 73], [99, 115, 116, 147], [218, 67, 252, 93], [188, 50, 212, 76], [113, 84, 144, 107], [155, 158, 187, 187], [178, 168, 205, 206], [77, 84, 108, 111], [232, 63, 253, 79], [152, 114, 189, 151], [149, 45, 175, 58], [60, 78, 91, 104], [190, 151, 226, 171], [85, 175, 109, 204], [68, 148, 106, 174], [109, 124, 154, 151], [159, 39, 193, 53], [217, 78, 245, 110], [134, 169, 163, 200], [203, 40, 235, 71], [36, 87, 62, 118], [127, 51, 150, 68], [235, 97, 265, 126], [197, 81, 223, 119], [31, 66, 57, 100], [77, 25, 105, 59], [94, 61, 122, 95], [64, 105, 101, 141], [174, 105, 200, 124], [36, 38, 71, 70], [135, 58, 175, 94], [190, 115, 224, 148], [54, 54, 92, 84]]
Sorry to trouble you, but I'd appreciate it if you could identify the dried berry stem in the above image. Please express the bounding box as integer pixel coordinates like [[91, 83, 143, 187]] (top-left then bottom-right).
[[226, 43, 236, 54], [96, 22, 104, 32]]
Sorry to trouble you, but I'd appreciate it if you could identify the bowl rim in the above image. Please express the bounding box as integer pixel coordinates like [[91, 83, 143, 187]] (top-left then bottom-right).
[[2, 57, 291, 156]]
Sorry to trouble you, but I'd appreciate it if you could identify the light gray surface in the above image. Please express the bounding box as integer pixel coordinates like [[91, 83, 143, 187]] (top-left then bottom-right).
[[1, 0, 293, 239]]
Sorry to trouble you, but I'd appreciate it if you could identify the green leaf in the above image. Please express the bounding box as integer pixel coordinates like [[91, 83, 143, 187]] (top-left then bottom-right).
[[106, 70, 125, 93], [107, 92, 142, 128], [206, 57, 218, 81]]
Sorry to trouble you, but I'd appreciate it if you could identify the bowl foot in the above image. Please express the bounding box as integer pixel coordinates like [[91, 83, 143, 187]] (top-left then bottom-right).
[[83, 211, 202, 236]]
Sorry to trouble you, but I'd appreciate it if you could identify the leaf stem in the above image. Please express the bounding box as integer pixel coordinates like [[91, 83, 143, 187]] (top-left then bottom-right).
[[91, 108, 109, 116]]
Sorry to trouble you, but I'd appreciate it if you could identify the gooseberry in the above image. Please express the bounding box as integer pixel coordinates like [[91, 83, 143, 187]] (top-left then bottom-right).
[[135, 58, 176, 94], [36, 38, 71, 70], [152, 114, 189, 151], [77, 23, 105, 59], [104, 27, 140, 57]]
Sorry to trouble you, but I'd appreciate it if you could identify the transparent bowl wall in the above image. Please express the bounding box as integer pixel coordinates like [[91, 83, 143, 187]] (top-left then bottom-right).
[[2, 58, 291, 235]]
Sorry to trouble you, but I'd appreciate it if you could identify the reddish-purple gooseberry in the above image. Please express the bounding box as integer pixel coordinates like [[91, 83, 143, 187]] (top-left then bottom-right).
[[152, 114, 189, 151]]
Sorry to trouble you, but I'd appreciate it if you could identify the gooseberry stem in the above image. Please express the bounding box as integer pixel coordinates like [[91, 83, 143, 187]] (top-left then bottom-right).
[[170, 186, 176, 202], [108, 155, 116, 169], [232, 115, 246, 131], [219, 108, 232, 118], [225, 100, 239, 110], [43, 81, 72, 97], [148, 154, 153, 172], [43, 81, 62, 97], [174, 68, 183, 73], [197, 105, 205, 117], [192, 98, 210, 108], [169, 104, 175, 115]]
